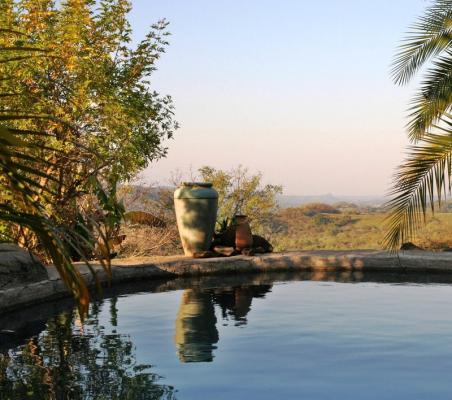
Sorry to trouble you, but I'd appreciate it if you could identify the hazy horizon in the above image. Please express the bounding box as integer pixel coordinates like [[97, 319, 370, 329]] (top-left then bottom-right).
[[128, 0, 427, 196]]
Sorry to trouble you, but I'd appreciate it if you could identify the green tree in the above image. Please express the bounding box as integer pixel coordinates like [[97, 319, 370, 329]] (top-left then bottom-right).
[[0, 0, 177, 312], [384, 0, 452, 249], [198, 165, 282, 237]]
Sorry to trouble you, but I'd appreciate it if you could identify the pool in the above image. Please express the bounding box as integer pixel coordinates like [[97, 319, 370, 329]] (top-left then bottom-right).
[[2, 271, 452, 399]]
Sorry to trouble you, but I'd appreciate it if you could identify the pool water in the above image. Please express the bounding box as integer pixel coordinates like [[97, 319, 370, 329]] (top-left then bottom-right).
[[2, 273, 452, 399]]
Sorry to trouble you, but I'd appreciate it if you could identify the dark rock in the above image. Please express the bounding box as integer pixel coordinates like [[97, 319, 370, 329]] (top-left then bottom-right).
[[400, 242, 423, 251], [0, 243, 48, 289], [221, 225, 237, 247], [252, 235, 273, 253]]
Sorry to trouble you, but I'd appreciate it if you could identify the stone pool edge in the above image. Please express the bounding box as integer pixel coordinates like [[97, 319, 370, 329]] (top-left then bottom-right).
[[2, 249, 452, 314]]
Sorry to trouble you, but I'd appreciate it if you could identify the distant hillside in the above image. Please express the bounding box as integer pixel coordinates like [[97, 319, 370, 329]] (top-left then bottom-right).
[[272, 209, 452, 252], [122, 186, 388, 209], [277, 194, 387, 208]]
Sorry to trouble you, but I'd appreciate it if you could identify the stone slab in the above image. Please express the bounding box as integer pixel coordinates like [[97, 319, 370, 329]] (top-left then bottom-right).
[[2, 250, 452, 314], [0, 243, 47, 289]]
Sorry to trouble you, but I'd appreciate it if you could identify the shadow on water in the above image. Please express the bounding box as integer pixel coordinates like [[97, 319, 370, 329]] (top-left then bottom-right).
[[2, 269, 452, 397]]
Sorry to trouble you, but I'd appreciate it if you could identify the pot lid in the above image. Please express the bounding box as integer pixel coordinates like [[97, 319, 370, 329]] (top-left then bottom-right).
[[174, 182, 218, 199]]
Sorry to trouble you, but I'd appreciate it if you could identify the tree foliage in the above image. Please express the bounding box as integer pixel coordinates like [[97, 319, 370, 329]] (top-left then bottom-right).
[[0, 0, 177, 312], [198, 165, 282, 236], [1, 0, 177, 183]]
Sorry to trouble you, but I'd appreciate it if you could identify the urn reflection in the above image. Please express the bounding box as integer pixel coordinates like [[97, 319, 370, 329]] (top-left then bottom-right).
[[174, 284, 272, 363], [174, 289, 219, 363]]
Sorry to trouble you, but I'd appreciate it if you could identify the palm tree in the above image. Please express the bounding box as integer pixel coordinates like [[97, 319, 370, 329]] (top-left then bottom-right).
[[384, 0, 452, 250]]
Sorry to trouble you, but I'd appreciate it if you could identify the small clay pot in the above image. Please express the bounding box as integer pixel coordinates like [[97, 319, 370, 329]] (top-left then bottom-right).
[[234, 215, 253, 251]]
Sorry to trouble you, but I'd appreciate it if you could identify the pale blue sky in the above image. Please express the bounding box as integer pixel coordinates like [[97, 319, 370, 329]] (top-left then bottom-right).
[[130, 0, 427, 195]]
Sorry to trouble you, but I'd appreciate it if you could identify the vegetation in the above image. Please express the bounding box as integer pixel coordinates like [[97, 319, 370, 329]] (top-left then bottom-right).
[[385, 0, 452, 249], [116, 184, 181, 257], [113, 195, 452, 255], [119, 224, 181, 257], [198, 165, 282, 237], [113, 166, 283, 256], [0, 0, 177, 312], [273, 203, 452, 252], [2, 0, 450, 319]]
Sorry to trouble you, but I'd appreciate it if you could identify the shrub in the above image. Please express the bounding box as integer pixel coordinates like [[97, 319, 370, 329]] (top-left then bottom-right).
[[299, 203, 340, 217], [313, 214, 333, 226]]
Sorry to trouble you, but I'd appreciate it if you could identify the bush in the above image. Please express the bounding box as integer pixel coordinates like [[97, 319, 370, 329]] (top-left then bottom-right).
[[313, 215, 333, 226], [299, 203, 340, 217]]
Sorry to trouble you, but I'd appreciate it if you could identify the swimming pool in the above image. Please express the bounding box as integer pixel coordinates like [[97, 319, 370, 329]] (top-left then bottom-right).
[[2, 272, 452, 399]]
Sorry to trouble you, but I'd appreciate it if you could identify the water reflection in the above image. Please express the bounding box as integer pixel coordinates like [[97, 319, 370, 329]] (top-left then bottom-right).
[[0, 298, 176, 400], [211, 285, 272, 326], [3, 270, 450, 397], [174, 290, 219, 363], [174, 284, 272, 362], [0, 281, 273, 397]]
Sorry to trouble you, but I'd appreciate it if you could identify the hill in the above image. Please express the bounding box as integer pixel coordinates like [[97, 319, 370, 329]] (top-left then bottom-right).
[[277, 194, 386, 208], [271, 203, 452, 251]]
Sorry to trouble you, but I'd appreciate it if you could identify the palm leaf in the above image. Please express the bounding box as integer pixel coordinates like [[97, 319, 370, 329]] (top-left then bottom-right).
[[384, 119, 452, 250], [407, 50, 452, 141], [0, 124, 114, 316], [386, 1, 452, 250], [0, 204, 90, 310], [391, 0, 452, 86]]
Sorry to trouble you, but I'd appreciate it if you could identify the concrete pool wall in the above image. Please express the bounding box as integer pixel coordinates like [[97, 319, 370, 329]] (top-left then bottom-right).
[[2, 249, 452, 314]]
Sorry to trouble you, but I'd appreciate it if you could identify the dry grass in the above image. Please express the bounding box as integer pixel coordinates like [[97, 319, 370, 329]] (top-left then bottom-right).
[[272, 209, 452, 251], [117, 225, 182, 257], [116, 202, 452, 257]]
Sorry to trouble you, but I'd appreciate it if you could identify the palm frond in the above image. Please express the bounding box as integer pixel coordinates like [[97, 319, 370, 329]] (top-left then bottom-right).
[[0, 125, 115, 316], [384, 119, 452, 250], [0, 36, 113, 316], [0, 204, 90, 311], [407, 50, 452, 141], [391, 0, 452, 85]]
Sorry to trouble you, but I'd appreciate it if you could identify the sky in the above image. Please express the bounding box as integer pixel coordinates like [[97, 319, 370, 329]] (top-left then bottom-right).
[[128, 0, 427, 196]]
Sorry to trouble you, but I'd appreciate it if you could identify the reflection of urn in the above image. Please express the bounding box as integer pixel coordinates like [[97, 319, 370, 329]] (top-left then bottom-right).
[[174, 289, 219, 363], [234, 215, 253, 251]]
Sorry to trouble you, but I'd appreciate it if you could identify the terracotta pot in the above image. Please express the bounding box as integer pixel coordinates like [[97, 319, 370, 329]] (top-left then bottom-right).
[[174, 182, 218, 257], [234, 215, 253, 251]]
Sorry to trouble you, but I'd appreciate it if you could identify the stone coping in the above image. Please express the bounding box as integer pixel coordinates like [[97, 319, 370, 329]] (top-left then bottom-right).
[[2, 249, 452, 315]]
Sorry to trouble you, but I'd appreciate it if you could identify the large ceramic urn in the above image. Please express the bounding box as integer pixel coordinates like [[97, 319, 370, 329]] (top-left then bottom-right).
[[174, 182, 218, 256]]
